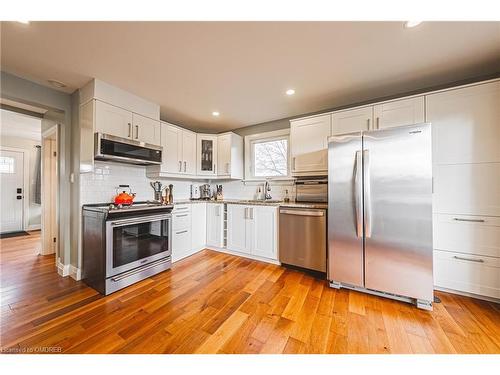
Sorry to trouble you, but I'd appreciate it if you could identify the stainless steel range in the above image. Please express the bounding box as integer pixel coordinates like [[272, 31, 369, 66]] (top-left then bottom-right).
[[82, 201, 174, 295]]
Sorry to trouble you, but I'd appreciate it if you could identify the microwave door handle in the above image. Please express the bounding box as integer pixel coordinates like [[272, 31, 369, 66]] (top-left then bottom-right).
[[354, 150, 363, 238]]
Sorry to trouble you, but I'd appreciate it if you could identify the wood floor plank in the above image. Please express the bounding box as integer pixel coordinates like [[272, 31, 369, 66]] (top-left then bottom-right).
[[1, 232, 499, 354]]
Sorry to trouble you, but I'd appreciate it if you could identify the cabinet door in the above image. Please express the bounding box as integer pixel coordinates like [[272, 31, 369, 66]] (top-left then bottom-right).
[[132, 113, 161, 145], [249, 206, 277, 260], [373, 97, 424, 130], [290, 114, 331, 173], [197, 135, 218, 175], [172, 228, 192, 262], [427, 81, 500, 164], [331, 106, 372, 135], [161, 124, 183, 174], [95, 100, 133, 139], [182, 130, 197, 175], [226, 204, 248, 253], [217, 133, 231, 176], [191, 203, 207, 251], [206, 203, 223, 247]]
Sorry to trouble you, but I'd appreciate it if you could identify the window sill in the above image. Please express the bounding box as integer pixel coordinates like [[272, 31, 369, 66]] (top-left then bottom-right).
[[242, 177, 296, 185]]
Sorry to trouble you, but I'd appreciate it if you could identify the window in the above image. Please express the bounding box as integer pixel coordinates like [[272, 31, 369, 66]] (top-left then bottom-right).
[[245, 129, 290, 180], [0, 156, 15, 174]]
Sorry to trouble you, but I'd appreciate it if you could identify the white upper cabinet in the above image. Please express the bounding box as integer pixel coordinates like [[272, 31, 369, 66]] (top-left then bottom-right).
[[131, 113, 160, 145], [331, 106, 372, 135], [95, 100, 133, 139], [217, 132, 243, 179], [161, 124, 183, 174], [290, 114, 331, 174], [182, 130, 197, 175], [197, 134, 218, 176], [426, 81, 500, 164], [373, 96, 424, 130]]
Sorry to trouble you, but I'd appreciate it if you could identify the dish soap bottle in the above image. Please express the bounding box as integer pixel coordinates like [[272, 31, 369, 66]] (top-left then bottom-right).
[[284, 189, 290, 203]]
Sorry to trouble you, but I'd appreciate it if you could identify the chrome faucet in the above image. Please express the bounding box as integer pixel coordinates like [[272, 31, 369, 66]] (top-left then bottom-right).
[[264, 180, 272, 200]]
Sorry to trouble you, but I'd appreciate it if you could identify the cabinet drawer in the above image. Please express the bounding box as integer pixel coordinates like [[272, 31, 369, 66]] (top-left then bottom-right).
[[173, 205, 191, 230], [433, 214, 500, 258], [433, 163, 500, 216], [433, 250, 500, 299], [172, 229, 192, 262]]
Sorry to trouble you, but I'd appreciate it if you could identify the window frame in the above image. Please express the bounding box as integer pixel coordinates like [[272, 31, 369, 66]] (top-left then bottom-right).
[[244, 129, 291, 181]]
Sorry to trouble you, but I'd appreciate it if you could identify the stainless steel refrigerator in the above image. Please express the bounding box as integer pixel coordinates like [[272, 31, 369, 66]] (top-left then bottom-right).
[[327, 123, 433, 310]]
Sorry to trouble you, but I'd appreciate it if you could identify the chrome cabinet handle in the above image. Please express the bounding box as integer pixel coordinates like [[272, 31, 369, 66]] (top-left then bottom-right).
[[179, 161, 182, 172], [250, 207, 254, 220], [354, 150, 363, 238], [363, 149, 372, 238], [184, 161, 187, 172], [367, 118, 370, 130], [176, 230, 188, 235], [376, 117, 380, 129], [280, 209, 324, 217], [453, 256, 484, 263], [293, 157, 296, 170], [135, 125, 139, 139], [244, 207, 248, 219], [226, 162, 230, 174], [175, 214, 188, 217], [128, 123, 132, 138], [453, 218, 485, 223]]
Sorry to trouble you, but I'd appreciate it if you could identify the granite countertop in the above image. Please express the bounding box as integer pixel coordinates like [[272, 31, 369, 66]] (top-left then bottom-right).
[[173, 199, 327, 209]]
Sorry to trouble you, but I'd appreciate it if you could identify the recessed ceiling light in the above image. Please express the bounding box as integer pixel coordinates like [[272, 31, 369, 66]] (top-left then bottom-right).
[[212, 111, 220, 117], [16, 20, 30, 25], [47, 79, 67, 88], [286, 89, 295, 96], [404, 21, 422, 28]]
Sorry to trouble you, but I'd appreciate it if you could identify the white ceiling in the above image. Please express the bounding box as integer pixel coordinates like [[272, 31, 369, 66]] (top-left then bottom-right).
[[0, 109, 42, 141], [1, 21, 499, 132]]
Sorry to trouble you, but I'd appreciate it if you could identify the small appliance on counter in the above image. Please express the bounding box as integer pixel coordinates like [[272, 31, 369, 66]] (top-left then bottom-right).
[[190, 184, 201, 200], [215, 185, 223, 200], [200, 183, 211, 200]]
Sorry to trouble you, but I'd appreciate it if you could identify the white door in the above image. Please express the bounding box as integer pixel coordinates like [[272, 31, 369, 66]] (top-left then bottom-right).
[[373, 97, 425, 130], [217, 133, 231, 176], [132, 113, 161, 146], [95, 100, 133, 139], [0, 149, 24, 233], [162, 124, 183, 174], [197, 135, 218, 175], [206, 203, 223, 247], [249, 206, 277, 260], [182, 130, 197, 175], [226, 204, 248, 253], [331, 106, 373, 135], [426, 81, 500, 164], [290, 114, 331, 173]]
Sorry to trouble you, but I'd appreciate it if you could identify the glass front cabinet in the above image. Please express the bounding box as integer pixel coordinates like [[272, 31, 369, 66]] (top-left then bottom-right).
[[196, 134, 218, 175]]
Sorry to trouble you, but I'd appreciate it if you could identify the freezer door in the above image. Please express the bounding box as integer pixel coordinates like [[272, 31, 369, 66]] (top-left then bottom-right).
[[328, 132, 364, 287], [363, 123, 433, 301]]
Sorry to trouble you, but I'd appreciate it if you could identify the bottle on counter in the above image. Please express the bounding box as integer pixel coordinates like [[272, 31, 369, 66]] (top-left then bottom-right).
[[256, 186, 262, 200], [168, 184, 174, 204], [284, 189, 290, 203], [163, 187, 170, 204]]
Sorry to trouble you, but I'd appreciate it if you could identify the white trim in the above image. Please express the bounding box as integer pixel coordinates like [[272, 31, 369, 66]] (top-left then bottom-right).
[[206, 245, 280, 266], [244, 128, 291, 181], [0, 146, 30, 232], [57, 258, 70, 277], [27, 224, 41, 231], [69, 265, 82, 281], [434, 286, 500, 304]]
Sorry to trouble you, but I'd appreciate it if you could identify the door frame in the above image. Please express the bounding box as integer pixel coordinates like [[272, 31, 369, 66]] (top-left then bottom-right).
[[41, 124, 59, 256], [0, 146, 30, 232]]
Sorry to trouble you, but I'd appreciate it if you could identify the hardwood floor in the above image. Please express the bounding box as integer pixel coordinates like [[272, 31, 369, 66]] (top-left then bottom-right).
[[1, 231, 499, 354]]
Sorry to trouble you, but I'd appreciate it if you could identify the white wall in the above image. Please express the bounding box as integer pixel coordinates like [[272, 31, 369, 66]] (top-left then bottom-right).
[[0, 135, 42, 229]]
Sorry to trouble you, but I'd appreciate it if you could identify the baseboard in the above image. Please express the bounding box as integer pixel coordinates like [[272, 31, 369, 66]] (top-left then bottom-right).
[[57, 258, 70, 277], [205, 246, 280, 265], [27, 224, 41, 231], [70, 265, 82, 281], [434, 286, 500, 304]]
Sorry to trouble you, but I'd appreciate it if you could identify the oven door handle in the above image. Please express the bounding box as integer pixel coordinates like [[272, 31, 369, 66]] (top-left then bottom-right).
[[109, 214, 172, 227]]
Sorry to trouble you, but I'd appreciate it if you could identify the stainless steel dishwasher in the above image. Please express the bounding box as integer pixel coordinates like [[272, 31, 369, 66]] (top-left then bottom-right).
[[279, 177, 327, 272]]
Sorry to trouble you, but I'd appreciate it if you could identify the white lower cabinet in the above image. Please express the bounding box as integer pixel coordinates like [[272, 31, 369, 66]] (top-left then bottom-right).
[[206, 203, 224, 247], [434, 250, 500, 299], [191, 203, 207, 251], [226, 204, 278, 261], [172, 205, 192, 263]]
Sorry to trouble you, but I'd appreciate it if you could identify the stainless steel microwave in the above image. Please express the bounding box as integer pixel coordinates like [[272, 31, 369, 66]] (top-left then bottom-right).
[[94, 133, 162, 165]]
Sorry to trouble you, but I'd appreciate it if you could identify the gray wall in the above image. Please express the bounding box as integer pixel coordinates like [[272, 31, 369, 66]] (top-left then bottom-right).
[[1, 71, 74, 266]]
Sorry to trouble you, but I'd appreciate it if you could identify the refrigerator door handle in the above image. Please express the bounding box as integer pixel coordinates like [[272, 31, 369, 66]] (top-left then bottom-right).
[[364, 149, 372, 238], [354, 150, 363, 238]]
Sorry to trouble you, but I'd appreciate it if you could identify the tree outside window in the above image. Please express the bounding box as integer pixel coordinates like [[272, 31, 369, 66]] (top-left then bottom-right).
[[252, 138, 288, 177]]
